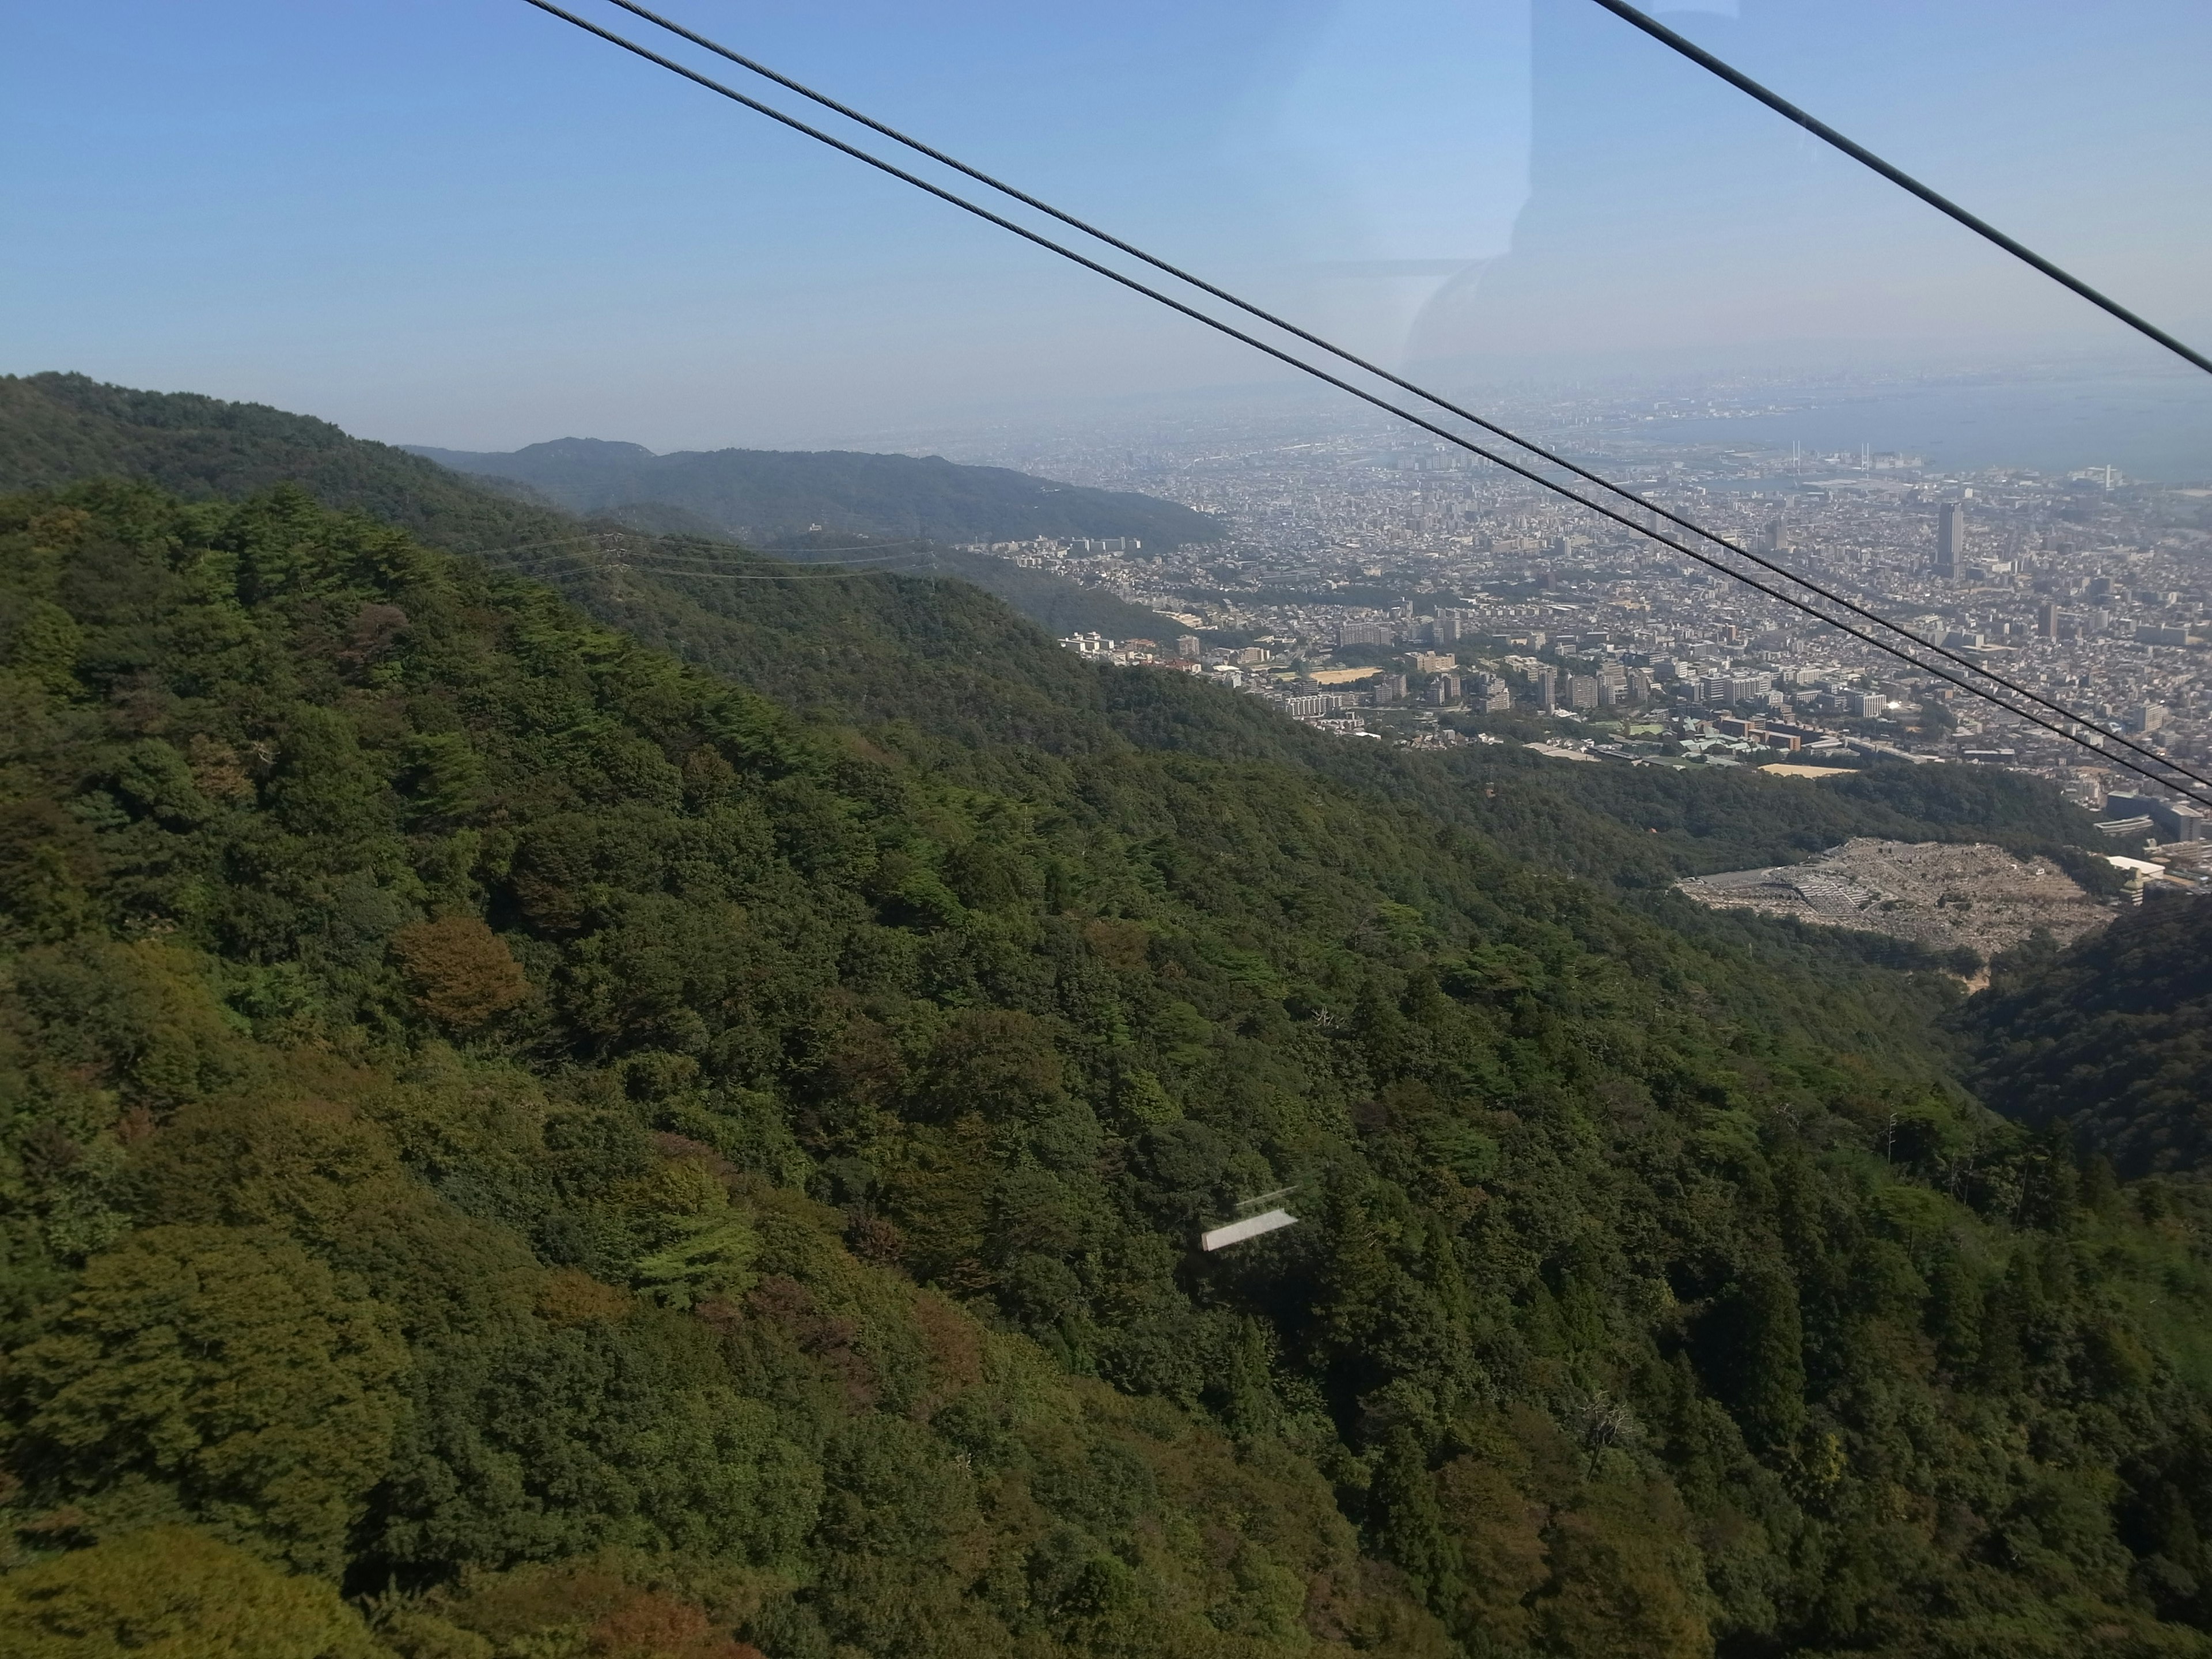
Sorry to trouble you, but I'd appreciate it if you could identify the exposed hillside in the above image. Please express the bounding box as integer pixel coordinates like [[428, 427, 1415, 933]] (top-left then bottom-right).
[[408, 435, 1224, 548], [6, 480, 2212, 1655], [1958, 894, 2212, 1176], [1678, 839, 2112, 959]]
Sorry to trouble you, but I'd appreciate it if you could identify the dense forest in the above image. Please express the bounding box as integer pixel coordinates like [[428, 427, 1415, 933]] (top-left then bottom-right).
[[569, 525, 2122, 924], [404, 436, 1224, 550], [3, 465, 2212, 1659], [1957, 896, 2212, 1179]]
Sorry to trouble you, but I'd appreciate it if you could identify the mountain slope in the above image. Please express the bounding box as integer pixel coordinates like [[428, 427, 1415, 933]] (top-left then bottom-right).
[[1957, 893, 2212, 1176], [0, 372, 582, 554], [0, 373, 1173, 641], [7, 376, 2116, 895], [408, 435, 1224, 548], [5, 374, 2131, 1040], [5, 478, 2212, 1655]]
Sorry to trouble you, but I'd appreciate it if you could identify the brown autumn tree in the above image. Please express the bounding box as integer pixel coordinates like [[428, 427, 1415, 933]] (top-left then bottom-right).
[[389, 916, 529, 1029]]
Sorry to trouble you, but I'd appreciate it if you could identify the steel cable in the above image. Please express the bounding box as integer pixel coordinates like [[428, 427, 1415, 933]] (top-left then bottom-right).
[[517, 0, 2212, 808]]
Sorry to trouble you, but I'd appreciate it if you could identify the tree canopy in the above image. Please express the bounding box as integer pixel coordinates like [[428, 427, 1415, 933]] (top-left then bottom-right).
[[1957, 895, 2212, 1177], [1, 475, 2209, 1657]]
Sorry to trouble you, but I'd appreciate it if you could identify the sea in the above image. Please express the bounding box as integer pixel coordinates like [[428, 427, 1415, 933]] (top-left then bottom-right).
[[1599, 366, 2212, 484]]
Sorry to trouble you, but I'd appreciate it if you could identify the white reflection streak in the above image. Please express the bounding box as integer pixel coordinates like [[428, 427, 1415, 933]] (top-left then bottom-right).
[[1263, 0, 1532, 365]]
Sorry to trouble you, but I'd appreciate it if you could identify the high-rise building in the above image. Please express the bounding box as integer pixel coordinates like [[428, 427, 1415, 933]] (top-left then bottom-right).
[[1934, 502, 1966, 580], [2036, 602, 2059, 641], [1175, 634, 1202, 660], [1535, 665, 1559, 712], [1431, 610, 1476, 644], [2104, 791, 2200, 842], [1569, 676, 1599, 711]]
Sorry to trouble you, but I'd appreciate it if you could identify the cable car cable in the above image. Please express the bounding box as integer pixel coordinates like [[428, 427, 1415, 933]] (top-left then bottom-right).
[[575, 0, 2212, 798], [515, 0, 2212, 806], [1584, 0, 2212, 378]]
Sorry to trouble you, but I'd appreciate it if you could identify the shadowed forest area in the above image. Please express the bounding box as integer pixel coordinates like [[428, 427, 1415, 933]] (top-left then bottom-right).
[[1956, 896, 2212, 1179]]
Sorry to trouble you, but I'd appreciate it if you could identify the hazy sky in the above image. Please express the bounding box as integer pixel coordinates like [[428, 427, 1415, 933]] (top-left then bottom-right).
[[6, 0, 2209, 450]]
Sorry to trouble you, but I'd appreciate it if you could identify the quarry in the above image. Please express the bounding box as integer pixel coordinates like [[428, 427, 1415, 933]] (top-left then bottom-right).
[[1676, 837, 2115, 957]]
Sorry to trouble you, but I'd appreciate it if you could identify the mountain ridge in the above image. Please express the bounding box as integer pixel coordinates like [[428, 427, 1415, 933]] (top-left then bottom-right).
[[1957, 893, 2212, 1176], [0, 373, 1176, 639], [404, 436, 1225, 550]]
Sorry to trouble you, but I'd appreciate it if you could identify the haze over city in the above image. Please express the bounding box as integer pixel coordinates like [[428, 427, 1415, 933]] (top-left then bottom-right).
[[9, 0, 2211, 449]]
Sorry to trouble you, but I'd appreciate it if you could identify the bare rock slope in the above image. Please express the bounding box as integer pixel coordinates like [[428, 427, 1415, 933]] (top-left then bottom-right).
[[1678, 838, 2113, 957]]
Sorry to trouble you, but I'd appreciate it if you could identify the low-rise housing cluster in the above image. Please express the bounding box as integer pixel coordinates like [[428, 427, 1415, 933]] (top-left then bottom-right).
[[982, 372, 2208, 839]]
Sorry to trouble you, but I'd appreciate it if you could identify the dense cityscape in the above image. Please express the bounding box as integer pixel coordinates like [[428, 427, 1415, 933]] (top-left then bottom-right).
[[945, 382, 2210, 859]]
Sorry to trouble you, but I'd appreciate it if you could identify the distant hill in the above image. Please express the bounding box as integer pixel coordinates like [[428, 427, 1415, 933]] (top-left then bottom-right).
[[0, 373, 1173, 638], [406, 435, 1222, 548], [1956, 893, 2212, 1176]]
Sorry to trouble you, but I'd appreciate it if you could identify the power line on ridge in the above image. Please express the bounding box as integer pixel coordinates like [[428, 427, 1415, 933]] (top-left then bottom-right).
[[514, 0, 2212, 810], [494, 540, 938, 583]]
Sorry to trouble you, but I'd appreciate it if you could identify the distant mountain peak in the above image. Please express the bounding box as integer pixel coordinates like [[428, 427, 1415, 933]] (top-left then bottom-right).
[[512, 437, 658, 459]]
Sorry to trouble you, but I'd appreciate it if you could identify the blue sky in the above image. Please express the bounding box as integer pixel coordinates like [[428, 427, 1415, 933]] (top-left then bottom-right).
[[5, 1, 2208, 449]]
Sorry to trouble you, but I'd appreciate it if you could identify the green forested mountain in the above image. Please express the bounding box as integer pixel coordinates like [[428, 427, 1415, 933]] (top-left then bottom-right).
[[0, 374, 583, 554], [6, 474, 2212, 1658], [1957, 895, 2212, 1177], [403, 436, 1224, 550], [0, 375, 1176, 643]]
